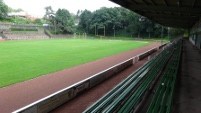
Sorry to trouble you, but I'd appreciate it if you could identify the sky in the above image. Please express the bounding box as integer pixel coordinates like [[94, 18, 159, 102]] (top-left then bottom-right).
[[4, 0, 120, 17]]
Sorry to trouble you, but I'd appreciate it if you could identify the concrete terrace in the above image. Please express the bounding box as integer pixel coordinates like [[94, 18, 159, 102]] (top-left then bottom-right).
[[172, 39, 201, 113]]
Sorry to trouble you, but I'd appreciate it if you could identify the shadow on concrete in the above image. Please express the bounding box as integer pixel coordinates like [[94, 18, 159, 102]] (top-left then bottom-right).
[[172, 39, 201, 113]]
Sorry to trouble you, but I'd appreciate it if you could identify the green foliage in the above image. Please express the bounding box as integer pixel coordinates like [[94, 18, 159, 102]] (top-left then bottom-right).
[[40, 6, 185, 37], [77, 7, 183, 38], [0, 39, 150, 87], [11, 28, 38, 31], [126, 12, 142, 35], [78, 10, 92, 33], [0, 16, 44, 25], [55, 8, 75, 34], [114, 29, 131, 37], [11, 16, 32, 24], [0, 0, 8, 19], [44, 6, 54, 21], [169, 28, 185, 38], [89, 7, 123, 35], [44, 7, 75, 34], [77, 7, 147, 37], [34, 18, 43, 25]]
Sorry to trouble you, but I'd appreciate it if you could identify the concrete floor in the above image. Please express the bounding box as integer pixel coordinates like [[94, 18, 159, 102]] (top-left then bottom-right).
[[172, 39, 201, 113]]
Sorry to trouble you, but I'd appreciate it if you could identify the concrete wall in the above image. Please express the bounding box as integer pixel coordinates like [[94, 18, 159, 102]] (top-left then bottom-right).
[[0, 24, 43, 30], [195, 34, 201, 49], [190, 32, 201, 49], [190, 18, 201, 49]]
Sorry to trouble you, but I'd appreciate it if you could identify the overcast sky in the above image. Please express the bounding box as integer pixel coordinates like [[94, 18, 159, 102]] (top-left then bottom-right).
[[4, 0, 120, 17]]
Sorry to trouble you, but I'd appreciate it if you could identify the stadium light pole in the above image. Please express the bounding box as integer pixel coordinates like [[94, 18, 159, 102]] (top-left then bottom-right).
[[97, 27, 99, 36], [95, 24, 96, 36], [113, 25, 115, 37], [54, 18, 56, 35], [104, 26, 105, 37], [139, 16, 145, 38]]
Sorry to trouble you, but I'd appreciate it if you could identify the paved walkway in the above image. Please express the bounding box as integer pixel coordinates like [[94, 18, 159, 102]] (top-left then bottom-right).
[[172, 39, 201, 113], [0, 42, 160, 113]]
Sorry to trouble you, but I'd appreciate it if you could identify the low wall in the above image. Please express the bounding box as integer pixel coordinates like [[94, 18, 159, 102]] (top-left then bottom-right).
[[138, 48, 157, 60], [159, 43, 167, 49], [12, 43, 167, 113], [89, 59, 133, 87]]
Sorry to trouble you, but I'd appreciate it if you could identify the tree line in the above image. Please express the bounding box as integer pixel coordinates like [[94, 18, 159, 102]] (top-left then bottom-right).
[[77, 7, 184, 38], [0, 0, 184, 38], [44, 6, 185, 38], [44, 6, 75, 34]]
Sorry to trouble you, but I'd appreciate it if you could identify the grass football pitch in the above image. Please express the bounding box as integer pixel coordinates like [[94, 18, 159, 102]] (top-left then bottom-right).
[[0, 39, 151, 87]]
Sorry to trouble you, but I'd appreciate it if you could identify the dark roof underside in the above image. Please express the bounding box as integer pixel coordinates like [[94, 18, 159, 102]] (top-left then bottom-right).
[[110, 0, 201, 29]]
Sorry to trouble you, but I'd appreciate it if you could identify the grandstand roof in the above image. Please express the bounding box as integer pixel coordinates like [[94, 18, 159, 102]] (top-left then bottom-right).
[[110, 0, 201, 29]]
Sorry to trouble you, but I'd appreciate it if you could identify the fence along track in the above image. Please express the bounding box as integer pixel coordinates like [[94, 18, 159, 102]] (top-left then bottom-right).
[[83, 42, 175, 113]]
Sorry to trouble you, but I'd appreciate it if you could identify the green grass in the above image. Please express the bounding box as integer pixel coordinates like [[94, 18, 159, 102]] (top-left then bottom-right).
[[0, 39, 151, 87]]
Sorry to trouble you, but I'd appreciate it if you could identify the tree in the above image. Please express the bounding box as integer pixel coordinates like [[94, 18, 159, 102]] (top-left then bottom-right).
[[55, 8, 75, 34], [44, 6, 54, 21], [126, 12, 144, 37], [76, 10, 81, 19], [146, 26, 153, 38], [145, 19, 154, 38], [87, 7, 122, 35], [169, 28, 185, 38], [154, 23, 168, 38], [116, 7, 130, 28], [0, 0, 8, 19], [78, 10, 92, 33], [76, 7, 173, 38], [34, 19, 43, 25]]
